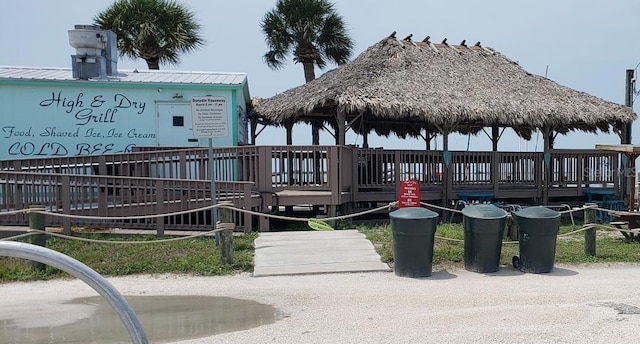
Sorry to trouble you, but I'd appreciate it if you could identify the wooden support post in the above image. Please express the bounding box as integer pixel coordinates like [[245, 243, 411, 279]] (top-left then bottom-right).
[[258, 146, 273, 232], [340, 203, 353, 224], [155, 180, 165, 238], [491, 125, 499, 152], [442, 148, 451, 222], [285, 121, 293, 145], [218, 201, 234, 265], [251, 118, 258, 145], [627, 153, 638, 211], [259, 215, 270, 232], [336, 112, 346, 146], [584, 203, 597, 256], [542, 128, 551, 205], [285, 120, 294, 204], [28, 205, 47, 271], [326, 205, 337, 228], [243, 183, 253, 233]]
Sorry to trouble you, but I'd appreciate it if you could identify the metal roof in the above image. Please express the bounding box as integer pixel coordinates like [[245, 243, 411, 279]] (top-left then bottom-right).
[[0, 66, 247, 86]]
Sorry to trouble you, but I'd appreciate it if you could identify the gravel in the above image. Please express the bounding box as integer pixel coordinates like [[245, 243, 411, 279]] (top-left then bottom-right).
[[2, 263, 640, 343]]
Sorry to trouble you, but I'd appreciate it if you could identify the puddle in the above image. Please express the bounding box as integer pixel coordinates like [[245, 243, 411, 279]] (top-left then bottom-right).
[[1, 295, 283, 343]]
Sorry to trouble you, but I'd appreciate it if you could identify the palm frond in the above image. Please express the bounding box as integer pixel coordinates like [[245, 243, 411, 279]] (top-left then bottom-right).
[[260, 0, 353, 73], [94, 0, 204, 69]]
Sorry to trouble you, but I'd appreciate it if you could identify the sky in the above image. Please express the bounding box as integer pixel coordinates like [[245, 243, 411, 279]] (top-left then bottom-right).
[[2, 0, 640, 151]]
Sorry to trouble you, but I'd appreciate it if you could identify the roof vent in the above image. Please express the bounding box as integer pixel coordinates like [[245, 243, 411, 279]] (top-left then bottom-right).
[[68, 24, 118, 79]]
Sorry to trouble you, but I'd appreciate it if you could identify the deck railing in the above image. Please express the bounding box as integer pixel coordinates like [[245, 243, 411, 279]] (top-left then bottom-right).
[[0, 146, 624, 230], [1, 147, 621, 193], [0, 171, 255, 233], [496, 151, 541, 186], [550, 150, 619, 188]]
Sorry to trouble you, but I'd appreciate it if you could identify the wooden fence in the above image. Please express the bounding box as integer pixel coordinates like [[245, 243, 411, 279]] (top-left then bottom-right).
[[0, 171, 255, 234], [0, 146, 623, 231]]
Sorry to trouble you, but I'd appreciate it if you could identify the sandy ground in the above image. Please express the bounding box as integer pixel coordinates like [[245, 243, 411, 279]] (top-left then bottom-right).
[[2, 263, 640, 343]]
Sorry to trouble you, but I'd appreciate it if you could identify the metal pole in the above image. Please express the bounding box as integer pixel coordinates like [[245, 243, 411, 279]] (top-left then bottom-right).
[[0, 241, 148, 344], [625, 69, 634, 135], [622, 69, 634, 205], [209, 138, 219, 244]]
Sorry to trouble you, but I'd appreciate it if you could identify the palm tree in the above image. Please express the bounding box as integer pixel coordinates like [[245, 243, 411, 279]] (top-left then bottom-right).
[[261, 0, 354, 145], [94, 0, 204, 70]]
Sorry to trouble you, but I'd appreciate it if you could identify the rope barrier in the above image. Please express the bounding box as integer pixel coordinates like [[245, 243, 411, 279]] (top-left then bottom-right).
[[30, 203, 223, 220], [0, 232, 38, 241], [590, 223, 638, 234], [17, 201, 391, 224], [7, 194, 593, 225], [217, 203, 392, 222], [1, 199, 632, 244], [0, 201, 603, 233], [593, 207, 626, 215], [559, 204, 596, 214], [0, 202, 628, 247], [420, 201, 463, 213], [558, 226, 590, 237], [6, 225, 234, 245], [0, 209, 31, 216]]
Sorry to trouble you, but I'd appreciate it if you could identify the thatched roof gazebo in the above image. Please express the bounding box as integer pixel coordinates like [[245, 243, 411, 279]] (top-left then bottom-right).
[[252, 33, 636, 150]]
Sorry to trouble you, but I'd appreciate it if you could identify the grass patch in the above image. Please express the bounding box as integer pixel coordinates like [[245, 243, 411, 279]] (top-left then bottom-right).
[[359, 220, 640, 269], [0, 233, 257, 283], [2, 219, 638, 283]]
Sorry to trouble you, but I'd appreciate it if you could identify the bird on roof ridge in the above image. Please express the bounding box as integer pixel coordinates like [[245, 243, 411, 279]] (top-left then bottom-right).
[[403, 34, 413, 41], [474, 41, 481, 47], [460, 40, 467, 47], [441, 38, 448, 45]]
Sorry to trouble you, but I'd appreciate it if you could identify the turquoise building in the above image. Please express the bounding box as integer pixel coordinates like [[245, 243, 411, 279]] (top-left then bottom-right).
[[0, 26, 250, 160]]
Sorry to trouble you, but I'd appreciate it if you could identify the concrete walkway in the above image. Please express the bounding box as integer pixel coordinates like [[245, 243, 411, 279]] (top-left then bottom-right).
[[252, 229, 391, 277]]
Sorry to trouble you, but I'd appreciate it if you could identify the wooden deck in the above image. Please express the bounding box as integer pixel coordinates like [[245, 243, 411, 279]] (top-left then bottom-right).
[[0, 145, 625, 232]]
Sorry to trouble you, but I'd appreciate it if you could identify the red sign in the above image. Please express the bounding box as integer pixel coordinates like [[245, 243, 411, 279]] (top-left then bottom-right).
[[399, 180, 421, 208]]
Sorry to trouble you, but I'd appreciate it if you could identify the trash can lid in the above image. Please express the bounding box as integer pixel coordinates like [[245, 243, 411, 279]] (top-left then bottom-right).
[[390, 207, 438, 219], [513, 206, 560, 219], [461, 204, 508, 219]]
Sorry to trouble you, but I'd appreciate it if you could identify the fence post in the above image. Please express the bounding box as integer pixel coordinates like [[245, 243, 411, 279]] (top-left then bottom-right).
[[155, 180, 165, 237], [28, 205, 47, 271], [243, 182, 253, 233], [584, 203, 597, 256], [61, 175, 72, 235], [218, 201, 234, 264]]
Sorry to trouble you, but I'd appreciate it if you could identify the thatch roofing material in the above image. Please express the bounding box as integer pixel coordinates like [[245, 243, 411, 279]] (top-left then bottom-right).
[[253, 36, 636, 139]]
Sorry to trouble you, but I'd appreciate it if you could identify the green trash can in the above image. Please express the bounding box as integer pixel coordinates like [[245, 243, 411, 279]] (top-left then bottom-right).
[[512, 206, 561, 273], [389, 207, 438, 277], [461, 204, 508, 273]]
